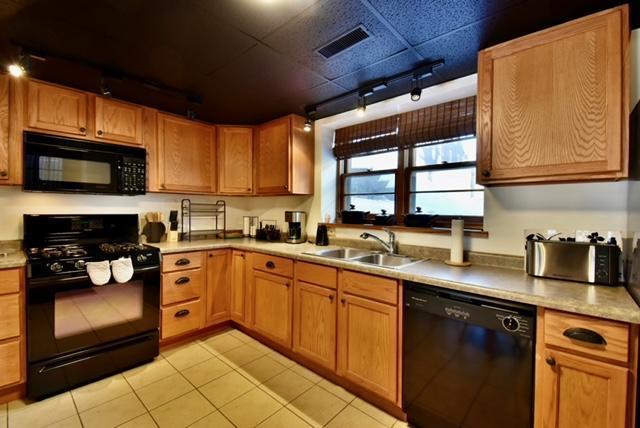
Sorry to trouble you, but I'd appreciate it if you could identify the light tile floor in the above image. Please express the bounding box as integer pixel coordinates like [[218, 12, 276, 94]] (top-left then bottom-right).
[[1, 328, 409, 428]]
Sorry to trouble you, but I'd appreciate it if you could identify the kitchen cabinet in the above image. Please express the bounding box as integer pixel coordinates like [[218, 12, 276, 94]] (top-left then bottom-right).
[[535, 308, 635, 427], [256, 114, 313, 195], [0, 268, 24, 391], [337, 271, 399, 402], [218, 126, 253, 194], [157, 113, 216, 194], [93, 96, 143, 145], [251, 269, 293, 348], [27, 80, 89, 136], [477, 5, 629, 184], [230, 250, 247, 323], [0, 74, 8, 182], [205, 250, 230, 325]]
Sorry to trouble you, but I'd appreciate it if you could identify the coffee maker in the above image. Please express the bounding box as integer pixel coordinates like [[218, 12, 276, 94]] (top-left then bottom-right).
[[285, 211, 307, 244]]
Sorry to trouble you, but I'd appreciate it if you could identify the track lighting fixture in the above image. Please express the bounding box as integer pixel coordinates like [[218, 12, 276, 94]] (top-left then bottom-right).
[[7, 63, 25, 77], [356, 96, 366, 116], [304, 118, 312, 132], [410, 81, 422, 102], [100, 77, 113, 97]]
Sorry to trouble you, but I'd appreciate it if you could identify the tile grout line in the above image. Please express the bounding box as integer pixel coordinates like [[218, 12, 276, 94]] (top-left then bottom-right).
[[67, 390, 85, 428]]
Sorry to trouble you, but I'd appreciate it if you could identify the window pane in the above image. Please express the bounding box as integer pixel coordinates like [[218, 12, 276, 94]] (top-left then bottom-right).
[[348, 151, 398, 172], [412, 167, 482, 192], [410, 191, 484, 216], [345, 194, 395, 214], [413, 138, 476, 166], [345, 173, 395, 194]]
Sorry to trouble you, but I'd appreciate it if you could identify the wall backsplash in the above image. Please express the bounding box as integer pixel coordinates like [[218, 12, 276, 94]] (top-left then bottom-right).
[[0, 186, 312, 241]]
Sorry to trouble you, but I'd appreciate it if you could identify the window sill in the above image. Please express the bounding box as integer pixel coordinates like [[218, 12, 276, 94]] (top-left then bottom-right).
[[321, 223, 489, 238]]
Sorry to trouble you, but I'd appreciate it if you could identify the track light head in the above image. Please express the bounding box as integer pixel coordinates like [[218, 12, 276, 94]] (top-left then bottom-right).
[[7, 63, 25, 77], [304, 118, 312, 132], [410, 85, 421, 102], [356, 96, 366, 116]]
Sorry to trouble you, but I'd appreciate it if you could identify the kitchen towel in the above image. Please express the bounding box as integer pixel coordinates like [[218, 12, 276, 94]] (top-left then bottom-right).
[[86, 260, 111, 286], [111, 257, 134, 283]]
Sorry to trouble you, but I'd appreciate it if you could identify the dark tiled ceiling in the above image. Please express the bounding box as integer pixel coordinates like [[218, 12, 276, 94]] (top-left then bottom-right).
[[0, 0, 636, 124]]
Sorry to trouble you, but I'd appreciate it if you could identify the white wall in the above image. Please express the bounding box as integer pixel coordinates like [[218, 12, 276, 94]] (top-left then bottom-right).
[[311, 68, 634, 256], [0, 186, 311, 241]]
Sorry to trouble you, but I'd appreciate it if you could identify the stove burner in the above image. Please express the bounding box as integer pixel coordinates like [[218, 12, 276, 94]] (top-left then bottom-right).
[[40, 247, 63, 259], [98, 242, 145, 253], [64, 247, 88, 258]]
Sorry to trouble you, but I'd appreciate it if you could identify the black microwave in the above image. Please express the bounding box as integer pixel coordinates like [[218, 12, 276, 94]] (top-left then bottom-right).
[[24, 132, 147, 195]]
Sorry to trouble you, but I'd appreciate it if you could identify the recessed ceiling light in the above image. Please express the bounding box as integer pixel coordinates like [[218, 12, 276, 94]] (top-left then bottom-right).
[[7, 64, 25, 77]]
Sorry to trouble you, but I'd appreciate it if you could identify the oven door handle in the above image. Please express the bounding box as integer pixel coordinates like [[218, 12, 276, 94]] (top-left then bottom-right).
[[28, 265, 160, 289]]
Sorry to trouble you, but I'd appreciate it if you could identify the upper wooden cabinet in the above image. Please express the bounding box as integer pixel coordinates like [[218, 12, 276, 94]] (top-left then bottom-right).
[[27, 81, 89, 136], [0, 74, 9, 182], [93, 96, 143, 145], [218, 126, 253, 194], [157, 113, 216, 194], [477, 6, 629, 184], [256, 114, 313, 195]]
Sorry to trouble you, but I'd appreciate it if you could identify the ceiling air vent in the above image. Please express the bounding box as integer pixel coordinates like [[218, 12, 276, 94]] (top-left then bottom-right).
[[317, 25, 371, 59]]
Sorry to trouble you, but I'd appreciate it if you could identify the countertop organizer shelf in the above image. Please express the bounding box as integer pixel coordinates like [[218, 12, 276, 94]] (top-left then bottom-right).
[[181, 199, 226, 241]]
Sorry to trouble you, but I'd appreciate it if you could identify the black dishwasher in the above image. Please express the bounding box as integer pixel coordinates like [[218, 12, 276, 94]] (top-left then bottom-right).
[[403, 282, 535, 428]]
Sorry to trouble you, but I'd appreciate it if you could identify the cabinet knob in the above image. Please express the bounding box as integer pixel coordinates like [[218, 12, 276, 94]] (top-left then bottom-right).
[[209, 254, 213, 258], [329, 295, 335, 302], [79, 127, 86, 133], [0, 170, 7, 177], [240, 253, 245, 258], [283, 185, 288, 190], [545, 356, 556, 367], [265, 261, 276, 269], [340, 298, 346, 305], [481, 169, 491, 178], [97, 130, 103, 136]]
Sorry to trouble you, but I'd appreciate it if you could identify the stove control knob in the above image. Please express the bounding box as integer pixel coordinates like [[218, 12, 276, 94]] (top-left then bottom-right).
[[75, 260, 86, 270], [136, 254, 148, 263], [502, 316, 520, 332], [50, 262, 64, 273]]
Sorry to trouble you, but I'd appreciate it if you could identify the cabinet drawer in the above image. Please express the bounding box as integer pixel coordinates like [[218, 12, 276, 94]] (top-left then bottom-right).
[[162, 252, 203, 273], [162, 269, 202, 305], [544, 309, 629, 364], [296, 262, 337, 289], [253, 253, 293, 277], [341, 270, 398, 305], [0, 268, 21, 294], [0, 294, 20, 340], [0, 338, 21, 387], [161, 299, 202, 339]]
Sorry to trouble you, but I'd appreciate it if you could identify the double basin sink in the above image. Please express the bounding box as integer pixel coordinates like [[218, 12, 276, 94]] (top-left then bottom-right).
[[304, 247, 422, 269]]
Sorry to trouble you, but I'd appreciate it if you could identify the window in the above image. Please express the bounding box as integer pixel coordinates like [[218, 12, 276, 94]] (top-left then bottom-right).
[[335, 96, 483, 230]]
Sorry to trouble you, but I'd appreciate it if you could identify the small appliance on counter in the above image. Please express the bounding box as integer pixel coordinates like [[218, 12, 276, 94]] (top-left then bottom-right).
[[525, 236, 621, 286], [285, 211, 307, 244]]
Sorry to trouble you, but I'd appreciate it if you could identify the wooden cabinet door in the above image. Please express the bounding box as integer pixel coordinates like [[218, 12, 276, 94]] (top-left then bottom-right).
[[252, 270, 292, 348], [0, 74, 8, 181], [27, 81, 88, 136], [256, 117, 290, 194], [218, 127, 253, 194], [537, 349, 628, 428], [205, 250, 229, 325], [477, 6, 628, 184], [230, 250, 246, 323], [337, 293, 397, 401], [293, 281, 337, 370], [157, 113, 216, 193], [94, 97, 143, 145]]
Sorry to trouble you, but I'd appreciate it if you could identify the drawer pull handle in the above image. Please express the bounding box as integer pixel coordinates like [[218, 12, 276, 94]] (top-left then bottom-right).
[[175, 277, 190, 285], [175, 309, 190, 318], [175, 258, 191, 266], [265, 261, 276, 269], [562, 327, 607, 345], [545, 357, 556, 367]]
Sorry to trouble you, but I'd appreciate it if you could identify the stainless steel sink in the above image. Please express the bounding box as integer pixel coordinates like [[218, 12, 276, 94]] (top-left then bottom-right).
[[351, 253, 422, 269], [305, 248, 376, 259]]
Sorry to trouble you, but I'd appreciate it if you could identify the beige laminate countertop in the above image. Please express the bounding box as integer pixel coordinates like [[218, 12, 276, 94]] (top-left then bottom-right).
[[0, 249, 27, 269], [152, 238, 640, 324]]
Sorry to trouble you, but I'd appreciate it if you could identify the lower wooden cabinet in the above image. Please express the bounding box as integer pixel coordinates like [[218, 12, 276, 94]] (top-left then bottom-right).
[[0, 338, 22, 387], [161, 299, 202, 339], [205, 250, 230, 325], [251, 270, 292, 348], [230, 250, 247, 323], [293, 281, 337, 370], [537, 349, 628, 428], [337, 292, 398, 402], [0, 267, 24, 391]]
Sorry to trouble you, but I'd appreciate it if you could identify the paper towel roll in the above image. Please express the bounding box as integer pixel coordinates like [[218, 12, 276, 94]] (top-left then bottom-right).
[[450, 219, 464, 263], [243, 217, 251, 236]]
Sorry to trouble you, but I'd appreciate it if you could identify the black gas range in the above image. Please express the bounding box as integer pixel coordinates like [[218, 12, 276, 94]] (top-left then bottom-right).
[[24, 214, 161, 399]]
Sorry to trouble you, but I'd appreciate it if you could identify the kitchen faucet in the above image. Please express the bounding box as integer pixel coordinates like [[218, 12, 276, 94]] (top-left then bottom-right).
[[360, 228, 397, 254]]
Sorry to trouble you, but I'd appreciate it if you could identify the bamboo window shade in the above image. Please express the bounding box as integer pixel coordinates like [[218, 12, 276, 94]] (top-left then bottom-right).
[[332, 96, 476, 159]]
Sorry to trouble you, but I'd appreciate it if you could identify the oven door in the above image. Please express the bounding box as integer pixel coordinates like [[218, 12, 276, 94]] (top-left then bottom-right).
[[24, 139, 120, 194], [27, 265, 160, 364]]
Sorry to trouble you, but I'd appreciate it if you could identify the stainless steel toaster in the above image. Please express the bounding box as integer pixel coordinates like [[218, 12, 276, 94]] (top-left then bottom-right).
[[525, 240, 620, 286]]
